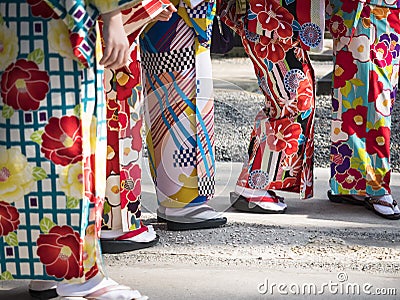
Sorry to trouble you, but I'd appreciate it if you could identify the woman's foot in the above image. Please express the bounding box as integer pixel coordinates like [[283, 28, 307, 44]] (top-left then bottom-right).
[[365, 195, 400, 220], [231, 186, 287, 213], [157, 204, 227, 231], [28, 280, 58, 299], [57, 273, 147, 300], [100, 224, 159, 254]]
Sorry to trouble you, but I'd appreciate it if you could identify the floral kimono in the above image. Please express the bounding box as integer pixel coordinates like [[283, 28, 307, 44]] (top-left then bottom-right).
[[0, 0, 165, 282], [326, 0, 400, 197], [221, 0, 325, 199], [102, 39, 144, 232], [101, 2, 171, 236], [140, 0, 216, 208]]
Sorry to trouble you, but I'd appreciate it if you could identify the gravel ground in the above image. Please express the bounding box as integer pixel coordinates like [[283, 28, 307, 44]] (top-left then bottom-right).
[[214, 88, 400, 172], [106, 220, 400, 275]]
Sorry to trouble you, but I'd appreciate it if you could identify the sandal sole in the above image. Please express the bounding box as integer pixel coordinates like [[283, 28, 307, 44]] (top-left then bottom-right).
[[29, 288, 58, 299], [364, 201, 400, 220], [157, 215, 227, 231], [100, 234, 160, 254], [230, 192, 286, 214], [327, 190, 364, 206]]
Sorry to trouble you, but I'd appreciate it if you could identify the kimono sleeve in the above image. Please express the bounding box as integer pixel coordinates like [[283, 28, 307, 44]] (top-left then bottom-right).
[[120, 0, 174, 36]]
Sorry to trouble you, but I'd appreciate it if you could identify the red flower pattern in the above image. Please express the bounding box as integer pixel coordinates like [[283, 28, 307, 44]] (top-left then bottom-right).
[[333, 50, 357, 88], [250, 0, 293, 39], [367, 167, 390, 193], [85, 264, 99, 281], [366, 126, 390, 158], [268, 177, 297, 190], [339, 0, 358, 13], [388, 10, 400, 35], [296, 76, 313, 111], [294, 47, 308, 64], [305, 126, 314, 167], [0, 59, 50, 111], [282, 154, 302, 177], [341, 106, 367, 138], [327, 15, 347, 39], [0, 201, 20, 236], [371, 40, 392, 68], [335, 168, 366, 191], [266, 119, 302, 155], [368, 71, 384, 104], [37, 225, 83, 279], [70, 33, 88, 68], [254, 35, 293, 63], [116, 59, 140, 101], [27, 0, 58, 19], [41, 116, 83, 166], [131, 119, 143, 152], [120, 164, 141, 210], [107, 98, 128, 131], [361, 5, 372, 28], [382, 171, 391, 194], [106, 131, 120, 175]]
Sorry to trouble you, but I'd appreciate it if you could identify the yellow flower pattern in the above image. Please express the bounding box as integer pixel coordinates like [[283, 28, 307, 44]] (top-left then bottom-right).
[[59, 162, 84, 200], [47, 19, 75, 60], [0, 23, 19, 71], [0, 147, 35, 203]]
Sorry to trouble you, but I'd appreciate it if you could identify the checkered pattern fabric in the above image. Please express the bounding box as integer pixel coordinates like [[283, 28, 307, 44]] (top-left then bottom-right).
[[173, 148, 197, 168], [183, 2, 209, 19], [198, 176, 215, 196], [141, 47, 195, 75], [206, 22, 212, 41]]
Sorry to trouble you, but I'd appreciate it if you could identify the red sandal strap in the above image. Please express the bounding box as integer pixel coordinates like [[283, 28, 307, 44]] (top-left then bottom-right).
[[115, 226, 148, 241], [248, 195, 283, 203]]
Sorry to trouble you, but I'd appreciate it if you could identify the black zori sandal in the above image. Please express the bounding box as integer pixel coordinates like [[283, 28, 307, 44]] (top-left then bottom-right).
[[100, 225, 160, 254], [327, 190, 365, 206], [29, 288, 58, 300], [28, 280, 58, 299], [230, 192, 287, 214]]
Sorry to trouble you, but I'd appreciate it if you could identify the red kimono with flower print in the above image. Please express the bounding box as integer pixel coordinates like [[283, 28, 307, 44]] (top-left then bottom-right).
[[220, 0, 321, 199]]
